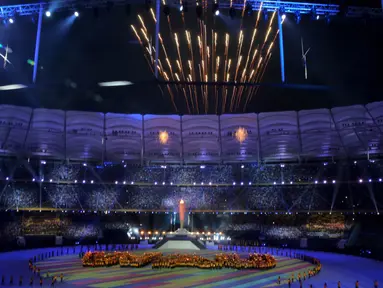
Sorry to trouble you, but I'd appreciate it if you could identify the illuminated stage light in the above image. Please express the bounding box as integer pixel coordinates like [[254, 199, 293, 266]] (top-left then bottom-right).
[[82, 180, 86, 183], [123, 181, 126, 184], [323, 180, 327, 184], [50, 179, 53, 182], [74, 180, 77, 183], [180, 5, 183, 12], [91, 180, 94, 184], [32, 178, 35, 182], [74, 11, 79, 17], [9, 18, 14, 24], [316, 15, 320, 20], [235, 127, 248, 143], [359, 179, 363, 183], [98, 81, 133, 87], [332, 180, 336, 184], [281, 14, 286, 20], [212, 1, 219, 16], [45, 11, 51, 17], [158, 130, 169, 144], [5, 177, 9, 181], [115, 181, 118, 184]]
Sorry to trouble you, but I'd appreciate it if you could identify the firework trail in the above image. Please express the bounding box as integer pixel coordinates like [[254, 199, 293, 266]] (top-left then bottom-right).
[[131, 2, 279, 114]]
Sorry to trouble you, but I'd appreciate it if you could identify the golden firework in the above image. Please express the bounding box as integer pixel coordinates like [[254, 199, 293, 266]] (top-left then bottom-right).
[[158, 130, 169, 144], [235, 127, 248, 143], [131, 2, 279, 114]]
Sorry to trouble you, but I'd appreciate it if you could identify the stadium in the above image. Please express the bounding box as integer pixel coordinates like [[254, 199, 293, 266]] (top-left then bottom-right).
[[0, 0, 383, 287]]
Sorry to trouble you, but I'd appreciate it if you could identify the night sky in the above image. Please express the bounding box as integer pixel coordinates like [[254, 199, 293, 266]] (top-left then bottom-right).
[[0, 3, 382, 114]]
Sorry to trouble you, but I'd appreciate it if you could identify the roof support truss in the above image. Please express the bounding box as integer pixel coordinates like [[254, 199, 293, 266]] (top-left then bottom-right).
[[0, 0, 381, 18]]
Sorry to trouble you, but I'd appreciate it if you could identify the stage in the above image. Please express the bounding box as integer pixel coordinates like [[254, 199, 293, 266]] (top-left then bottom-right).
[[0, 246, 382, 288]]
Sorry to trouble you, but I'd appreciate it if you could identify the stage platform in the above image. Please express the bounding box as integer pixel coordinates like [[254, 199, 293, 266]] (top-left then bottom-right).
[[0, 246, 381, 288], [154, 234, 206, 250]]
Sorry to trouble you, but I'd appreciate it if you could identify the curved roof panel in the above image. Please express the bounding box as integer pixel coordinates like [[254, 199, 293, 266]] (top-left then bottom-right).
[[1, 101, 383, 162], [220, 114, 258, 162], [105, 113, 142, 161], [258, 111, 299, 160]]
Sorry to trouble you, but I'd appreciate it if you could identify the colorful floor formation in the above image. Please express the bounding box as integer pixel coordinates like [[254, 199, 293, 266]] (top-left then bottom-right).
[[0, 247, 382, 288], [37, 250, 313, 288]]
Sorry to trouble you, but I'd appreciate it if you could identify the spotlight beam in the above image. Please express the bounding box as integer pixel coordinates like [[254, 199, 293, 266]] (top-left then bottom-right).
[[32, 4, 43, 84]]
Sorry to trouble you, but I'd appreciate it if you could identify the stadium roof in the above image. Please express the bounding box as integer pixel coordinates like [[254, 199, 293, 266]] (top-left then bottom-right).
[[1, 101, 383, 163]]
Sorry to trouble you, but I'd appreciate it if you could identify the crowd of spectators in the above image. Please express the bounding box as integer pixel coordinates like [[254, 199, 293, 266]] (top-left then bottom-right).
[[264, 226, 303, 239], [3, 188, 37, 209], [22, 218, 69, 235], [0, 184, 349, 211], [85, 187, 121, 210], [63, 224, 100, 238], [1, 162, 382, 211]]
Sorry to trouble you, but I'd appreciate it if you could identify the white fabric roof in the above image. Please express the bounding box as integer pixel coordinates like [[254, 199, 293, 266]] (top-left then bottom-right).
[[0, 102, 382, 163]]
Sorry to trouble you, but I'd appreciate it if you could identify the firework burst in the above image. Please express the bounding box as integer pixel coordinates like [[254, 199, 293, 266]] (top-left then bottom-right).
[[131, 1, 281, 114]]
